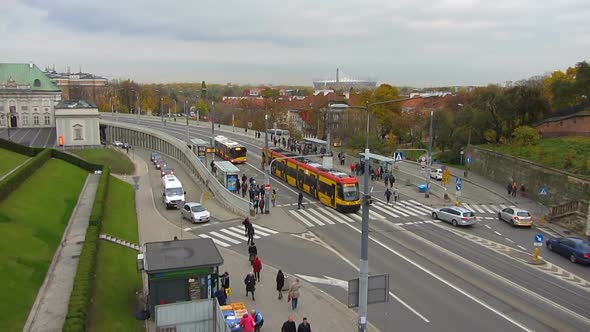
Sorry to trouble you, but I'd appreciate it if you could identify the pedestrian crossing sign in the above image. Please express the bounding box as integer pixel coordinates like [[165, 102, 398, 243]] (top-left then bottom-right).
[[394, 152, 404, 162], [538, 187, 549, 196]]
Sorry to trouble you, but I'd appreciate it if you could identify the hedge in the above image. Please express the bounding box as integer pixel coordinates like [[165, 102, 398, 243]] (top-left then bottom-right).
[[51, 149, 102, 172], [62, 166, 110, 332], [0, 138, 43, 157], [0, 149, 51, 201]]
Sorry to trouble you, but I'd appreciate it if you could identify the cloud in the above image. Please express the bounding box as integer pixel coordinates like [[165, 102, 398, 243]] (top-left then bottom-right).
[[1, 0, 588, 86]]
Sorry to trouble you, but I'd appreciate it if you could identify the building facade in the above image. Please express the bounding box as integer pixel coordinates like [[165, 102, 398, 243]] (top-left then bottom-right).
[[0, 63, 62, 129], [44, 67, 107, 104], [55, 100, 101, 147]]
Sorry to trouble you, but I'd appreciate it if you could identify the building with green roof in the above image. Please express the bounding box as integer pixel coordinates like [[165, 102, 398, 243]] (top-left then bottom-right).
[[0, 63, 62, 129]]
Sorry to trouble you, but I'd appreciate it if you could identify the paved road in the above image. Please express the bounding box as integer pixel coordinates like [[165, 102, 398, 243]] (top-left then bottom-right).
[[104, 114, 590, 331]]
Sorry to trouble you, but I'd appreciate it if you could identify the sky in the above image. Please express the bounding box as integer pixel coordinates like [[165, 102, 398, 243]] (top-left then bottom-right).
[[2, 0, 589, 87]]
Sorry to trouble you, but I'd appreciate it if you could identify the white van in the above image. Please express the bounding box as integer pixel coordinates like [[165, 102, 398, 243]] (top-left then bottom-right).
[[161, 174, 185, 209]]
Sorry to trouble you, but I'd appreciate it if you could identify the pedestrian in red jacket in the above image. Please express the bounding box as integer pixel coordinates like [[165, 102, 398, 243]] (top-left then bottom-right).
[[253, 256, 262, 282], [239, 313, 255, 332]]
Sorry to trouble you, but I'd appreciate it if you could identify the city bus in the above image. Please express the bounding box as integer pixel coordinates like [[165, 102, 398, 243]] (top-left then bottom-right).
[[213, 136, 248, 164], [263, 146, 360, 213]]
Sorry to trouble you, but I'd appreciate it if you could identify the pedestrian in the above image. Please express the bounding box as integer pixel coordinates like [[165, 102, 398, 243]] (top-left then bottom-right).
[[248, 242, 258, 265], [215, 288, 227, 305], [297, 317, 312, 332], [520, 183, 526, 197], [276, 269, 285, 300], [384, 188, 392, 205], [243, 217, 251, 236], [288, 278, 301, 310], [259, 197, 265, 214], [384, 173, 389, 187], [393, 185, 399, 202], [221, 271, 231, 296], [251, 309, 264, 332], [281, 315, 297, 332], [389, 175, 395, 188], [297, 192, 305, 209], [236, 178, 241, 195], [253, 195, 259, 215], [210, 160, 215, 172], [239, 313, 255, 332], [507, 182, 512, 196], [350, 163, 355, 175], [272, 189, 277, 207], [247, 223, 255, 245], [253, 256, 262, 282], [242, 173, 248, 184], [244, 272, 256, 301], [512, 182, 518, 197], [242, 182, 248, 198]]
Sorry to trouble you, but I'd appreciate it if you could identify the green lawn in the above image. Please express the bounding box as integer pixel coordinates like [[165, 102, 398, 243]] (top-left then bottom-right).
[[73, 148, 135, 175], [0, 148, 29, 178], [0, 159, 87, 331], [87, 176, 143, 332], [481, 136, 590, 177]]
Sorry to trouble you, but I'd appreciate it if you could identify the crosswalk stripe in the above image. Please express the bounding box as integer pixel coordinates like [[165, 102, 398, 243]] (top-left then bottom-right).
[[384, 202, 410, 217], [209, 231, 242, 244], [480, 204, 495, 214], [424, 220, 433, 223], [250, 228, 271, 236], [462, 203, 473, 211], [308, 209, 336, 224], [395, 203, 422, 216], [433, 220, 442, 223], [298, 210, 326, 226], [230, 226, 261, 239], [319, 208, 356, 223], [254, 225, 278, 234], [371, 204, 401, 218], [471, 204, 486, 214], [488, 204, 500, 212], [369, 210, 386, 219], [500, 204, 507, 210], [199, 234, 230, 247], [288, 210, 315, 227], [411, 204, 434, 214], [405, 222, 414, 225], [348, 212, 362, 222], [220, 228, 248, 240], [390, 203, 418, 216], [405, 203, 432, 215]]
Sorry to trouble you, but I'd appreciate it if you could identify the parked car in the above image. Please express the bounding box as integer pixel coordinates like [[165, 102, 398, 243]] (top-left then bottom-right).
[[112, 141, 123, 147], [181, 202, 211, 223], [155, 158, 167, 169], [430, 168, 443, 180], [160, 165, 174, 177], [432, 206, 476, 227], [498, 207, 533, 227], [546, 237, 590, 264], [150, 152, 161, 163]]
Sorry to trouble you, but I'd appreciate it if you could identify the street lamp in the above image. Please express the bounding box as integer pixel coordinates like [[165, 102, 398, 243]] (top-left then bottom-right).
[[330, 97, 412, 332], [184, 99, 189, 145], [211, 100, 215, 147], [264, 111, 270, 214]]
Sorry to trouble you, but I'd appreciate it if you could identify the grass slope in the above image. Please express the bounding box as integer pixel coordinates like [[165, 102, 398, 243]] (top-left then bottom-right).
[[0, 148, 29, 178], [87, 177, 143, 332], [0, 158, 87, 331], [73, 148, 135, 175], [482, 137, 590, 177]]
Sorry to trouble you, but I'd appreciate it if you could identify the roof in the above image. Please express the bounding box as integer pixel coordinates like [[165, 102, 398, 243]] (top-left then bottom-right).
[[359, 152, 394, 163], [0, 63, 60, 92], [55, 100, 97, 109], [144, 238, 224, 272]]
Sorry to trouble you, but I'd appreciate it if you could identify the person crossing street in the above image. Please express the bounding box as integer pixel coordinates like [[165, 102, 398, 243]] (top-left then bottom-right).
[[384, 188, 392, 205], [297, 192, 305, 209]]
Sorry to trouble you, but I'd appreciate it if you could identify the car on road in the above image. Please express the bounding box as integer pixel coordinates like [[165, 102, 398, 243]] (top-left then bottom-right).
[[432, 206, 476, 227], [155, 158, 167, 169], [498, 207, 533, 227], [181, 202, 211, 223], [122, 142, 130, 149], [160, 165, 174, 177], [112, 141, 123, 147], [430, 168, 443, 180], [546, 237, 590, 264], [151, 152, 161, 163]]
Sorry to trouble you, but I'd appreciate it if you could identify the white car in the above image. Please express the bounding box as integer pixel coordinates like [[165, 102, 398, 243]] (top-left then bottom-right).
[[430, 168, 443, 180], [432, 206, 476, 227], [112, 141, 123, 147], [498, 207, 533, 227], [181, 202, 211, 223]]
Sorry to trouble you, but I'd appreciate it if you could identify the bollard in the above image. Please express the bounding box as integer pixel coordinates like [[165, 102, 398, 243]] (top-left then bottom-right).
[[539, 215, 545, 226], [455, 200, 461, 206], [533, 247, 541, 262]]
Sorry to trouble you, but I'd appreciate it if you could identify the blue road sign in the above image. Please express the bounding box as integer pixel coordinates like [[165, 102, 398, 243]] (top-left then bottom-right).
[[535, 233, 544, 243], [394, 152, 404, 162], [538, 187, 549, 196], [456, 177, 462, 191], [466, 156, 472, 164]]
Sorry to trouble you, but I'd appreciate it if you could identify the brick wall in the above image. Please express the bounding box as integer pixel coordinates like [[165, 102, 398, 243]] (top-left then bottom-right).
[[535, 112, 590, 137]]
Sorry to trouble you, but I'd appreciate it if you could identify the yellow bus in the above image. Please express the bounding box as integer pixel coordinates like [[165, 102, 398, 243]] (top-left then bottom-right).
[[213, 136, 247, 164]]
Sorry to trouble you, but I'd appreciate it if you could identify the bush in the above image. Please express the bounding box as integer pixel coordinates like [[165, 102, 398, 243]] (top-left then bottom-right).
[[0, 149, 51, 201], [0, 138, 44, 157], [51, 149, 102, 172], [62, 167, 110, 332], [512, 126, 541, 146]]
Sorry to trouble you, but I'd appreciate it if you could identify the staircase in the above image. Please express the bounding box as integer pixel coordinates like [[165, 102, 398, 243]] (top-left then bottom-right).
[[99, 233, 142, 252], [549, 200, 589, 236]]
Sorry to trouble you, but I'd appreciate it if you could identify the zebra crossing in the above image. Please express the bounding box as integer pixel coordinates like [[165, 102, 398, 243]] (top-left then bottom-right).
[[197, 224, 278, 248], [461, 203, 507, 214]]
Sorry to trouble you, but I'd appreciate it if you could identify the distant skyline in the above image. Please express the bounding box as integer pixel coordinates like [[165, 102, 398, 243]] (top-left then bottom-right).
[[2, 0, 589, 87]]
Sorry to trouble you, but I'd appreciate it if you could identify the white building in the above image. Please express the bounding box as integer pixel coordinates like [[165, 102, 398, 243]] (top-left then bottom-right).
[[0, 63, 62, 129], [54, 100, 101, 147]]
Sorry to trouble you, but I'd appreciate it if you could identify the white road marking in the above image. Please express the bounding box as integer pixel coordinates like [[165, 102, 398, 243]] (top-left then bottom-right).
[[253, 225, 278, 234], [485, 217, 494, 220], [415, 221, 424, 224], [481, 204, 496, 214], [489, 204, 500, 212], [394, 223, 404, 226], [199, 234, 230, 247], [433, 220, 442, 223], [494, 231, 502, 236], [288, 210, 315, 227], [485, 225, 492, 229], [298, 209, 326, 226], [423, 220, 434, 224], [348, 212, 363, 222], [500, 204, 508, 209], [371, 204, 401, 218], [518, 245, 527, 251], [405, 222, 415, 225], [209, 231, 241, 244], [471, 204, 486, 214], [308, 209, 336, 225], [230, 226, 261, 239], [505, 238, 514, 243], [220, 228, 249, 240], [462, 203, 473, 211]]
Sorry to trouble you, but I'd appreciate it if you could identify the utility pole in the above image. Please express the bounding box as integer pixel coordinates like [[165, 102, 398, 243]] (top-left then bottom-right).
[[211, 101, 215, 147], [425, 110, 434, 198], [185, 100, 189, 145], [160, 96, 164, 128], [264, 111, 270, 214], [358, 105, 371, 332], [136, 94, 141, 125]]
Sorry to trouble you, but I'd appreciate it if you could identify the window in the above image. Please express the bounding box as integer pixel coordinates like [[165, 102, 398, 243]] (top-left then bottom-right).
[[33, 107, 38, 112], [44, 115, 50, 125], [33, 115, 40, 125], [44, 108, 49, 112], [73, 125, 83, 140], [0, 114, 4, 126], [21, 105, 28, 111], [34, 79, 41, 87], [22, 115, 29, 125]]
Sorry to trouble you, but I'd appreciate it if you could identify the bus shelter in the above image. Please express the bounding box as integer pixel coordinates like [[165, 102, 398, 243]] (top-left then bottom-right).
[[303, 137, 328, 155], [359, 152, 395, 174], [191, 138, 212, 160]]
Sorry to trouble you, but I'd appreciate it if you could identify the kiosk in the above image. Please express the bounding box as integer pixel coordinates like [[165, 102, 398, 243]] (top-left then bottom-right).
[[214, 160, 241, 193]]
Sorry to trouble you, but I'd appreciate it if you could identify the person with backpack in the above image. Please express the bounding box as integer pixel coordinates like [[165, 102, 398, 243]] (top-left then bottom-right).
[[252, 195, 259, 215], [251, 309, 264, 332]]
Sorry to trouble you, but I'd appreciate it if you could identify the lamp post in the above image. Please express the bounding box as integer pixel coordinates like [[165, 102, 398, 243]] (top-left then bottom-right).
[[185, 100, 189, 145], [264, 111, 270, 214], [425, 110, 434, 198], [211, 100, 215, 147]]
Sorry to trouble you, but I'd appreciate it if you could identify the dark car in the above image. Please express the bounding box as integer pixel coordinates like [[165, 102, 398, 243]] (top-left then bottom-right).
[[546, 237, 590, 264], [160, 165, 174, 177], [150, 152, 161, 163], [155, 158, 167, 169]]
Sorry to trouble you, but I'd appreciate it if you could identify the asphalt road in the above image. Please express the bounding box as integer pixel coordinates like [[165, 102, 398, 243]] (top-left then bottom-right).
[[104, 114, 590, 331]]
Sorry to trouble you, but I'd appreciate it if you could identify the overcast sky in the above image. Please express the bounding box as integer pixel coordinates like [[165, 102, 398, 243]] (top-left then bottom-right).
[[2, 0, 589, 87]]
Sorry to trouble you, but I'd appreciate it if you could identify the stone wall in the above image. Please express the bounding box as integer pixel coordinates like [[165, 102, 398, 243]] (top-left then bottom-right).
[[467, 146, 590, 205], [534, 111, 590, 137]]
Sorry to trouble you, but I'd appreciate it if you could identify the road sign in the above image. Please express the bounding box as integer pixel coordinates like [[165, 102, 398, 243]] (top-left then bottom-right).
[[247, 121, 253, 128], [456, 177, 462, 191], [533, 242, 543, 247], [538, 186, 549, 196], [264, 183, 271, 191], [534, 233, 544, 243], [348, 274, 389, 308], [394, 152, 404, 162]]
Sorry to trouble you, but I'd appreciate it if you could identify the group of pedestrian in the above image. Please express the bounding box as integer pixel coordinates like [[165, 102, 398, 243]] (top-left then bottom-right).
[[507, 181, 526, 197], [384, 186, 400, 204], [383, 172, 396, 188], [281, 315, 311, 332], [337, 152, 346, 166], [239, 309, 264, 332]]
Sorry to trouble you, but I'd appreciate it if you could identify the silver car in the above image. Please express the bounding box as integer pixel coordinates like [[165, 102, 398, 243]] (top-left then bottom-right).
[[498, 207, 533, 227], [181, 202, 211, 223], [432, 206, 476, 227]]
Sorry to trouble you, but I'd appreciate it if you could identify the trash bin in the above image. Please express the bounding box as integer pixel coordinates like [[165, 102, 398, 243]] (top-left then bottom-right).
[[418, 184, 428, 193]]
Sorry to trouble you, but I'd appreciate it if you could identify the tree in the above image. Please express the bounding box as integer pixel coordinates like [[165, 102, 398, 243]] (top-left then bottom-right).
[[512, 126, 541, 146]]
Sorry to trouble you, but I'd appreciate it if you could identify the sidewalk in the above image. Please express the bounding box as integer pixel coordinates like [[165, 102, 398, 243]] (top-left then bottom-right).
[[132, 144, 375, 331], [24, 174, 100, 332]]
